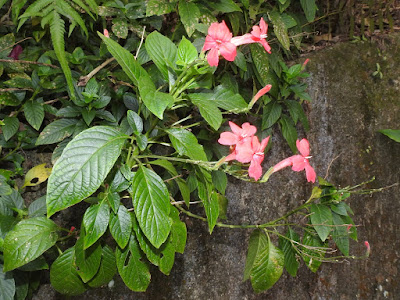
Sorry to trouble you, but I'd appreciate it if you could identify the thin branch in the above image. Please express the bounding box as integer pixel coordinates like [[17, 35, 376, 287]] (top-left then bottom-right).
[[0, 88, 33, 92], [135, 26, 146, 59], [0, 37, 32, 53], [77, 57, 115, 86], [324, 154, 341, 179], [0, 58, 59, 68]]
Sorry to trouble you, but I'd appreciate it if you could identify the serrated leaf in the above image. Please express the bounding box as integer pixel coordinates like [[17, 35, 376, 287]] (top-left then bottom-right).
[[332, 212, 349, 256], [0, 264, 15, 300], [116, 236, 150, 292], [269, 11, 290, 50], [35, 118, 77, 145], [24, 100, 44, 130], [50, 247, 86, 295], [46, 126, 127, 217], [310, 204, 332, 242], [262, 102, 282, 130], [131, 165, 172, 248], [279, 227, 300, 277], [110, 205, 132, 249], [179, 1, 200, 37], [82, 108, 96, 126], [145, 31, 177, 81], [379, 129, 400, 143], [166, 128, 207, 161], [87, 245, 117, 288], [244, 229, 268, 281], [2, 116, 19, 141], [212, 170, 227, 195], [83, 201, 110, 249], [189, 94, 222, 130], [300, 0, 317, 22], [3, 217, 58, 272], [213, 86, 248, 112], [75, 237, 102, 283], [177, 36, 198, 65], [22, 163, 52, 188], [279, 115, 297, 153]]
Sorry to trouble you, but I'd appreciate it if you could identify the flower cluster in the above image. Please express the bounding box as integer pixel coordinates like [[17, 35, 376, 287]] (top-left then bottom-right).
[[202, 18, 271, 67], [218, 122, 270, 181]]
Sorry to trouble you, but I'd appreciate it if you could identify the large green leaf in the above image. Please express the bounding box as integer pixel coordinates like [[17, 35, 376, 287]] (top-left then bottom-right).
[[83, 201, 110, 249], [35, 118, 77, 145], [262, 102, 282, 130], [300, 0, 317, 22], [213, 85, 249, 112], [75, 237, 102, 283], [131, 165, 172, 248], [189, 94, 222, 130], [116, 236, 150, 292], [87, 245, 117, 288], [99, 33, 173, 119], [279, 227, 300, 277], [166, 128, 207, 161], [331, 212, 349, 256], [379, 129, 400, 143], [178, 1, 200, 37], [46, 126, 127, 217], [109, 205, 132, 249], [0, 264, 15, 300], [177, 36, 198, 65], [22, 99, 44, 131], [2, 116, 19, 141], [310, 204, 333, 242], [50, 247, 86, 295], [279, 115, 297, 153], [268, 11, 290, 50], [244, 229, 268, 281], [3, 217, 58, 272], [145, 31, 177, 81], [198, 183, 219, 234]]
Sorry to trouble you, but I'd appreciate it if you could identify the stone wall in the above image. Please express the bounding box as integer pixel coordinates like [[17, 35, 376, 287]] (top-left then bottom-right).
[[35, 34, 400, 300]]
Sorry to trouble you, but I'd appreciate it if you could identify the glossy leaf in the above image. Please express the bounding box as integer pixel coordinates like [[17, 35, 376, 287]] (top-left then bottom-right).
[[213, 85, 249, 112], [0, 264, 15, 300], [88, 245, 117, 288], [35, 118, 77, 145], [166, 128, 207, 161], [301, 230, 326, 273], [75, 236, 102, 283], [212, 170, 227, 195], [109, 205, 132, 249], [199, 185, 219, 234], [244, 230, 268, 281], [262, 102, 282, 130], [2, 116, 19, 141], [131, 165, 172, 248], [279, 227, 300, 277], [116, 236, 150, 292], [46, 126, 127, 217], [379, 129, 400, 143], [310, 204, 332, 242], [83, 201, 110, 249], [127, 110, 143, 134], [177, 36, 198, 65], [24, 100, 44, 130], [50, 247, 86, 295], [190, 94, 222, 130], [3, 217, 58, 272]]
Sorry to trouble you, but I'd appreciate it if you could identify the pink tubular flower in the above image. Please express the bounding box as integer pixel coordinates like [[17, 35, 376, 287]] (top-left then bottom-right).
[[218, 121, 257, 163], [104, 29, 110, 38], [248, 136, 270, 181], [231, 18, 271, 53], [364, 241, 371, 256], [8, 45, 23, 60], [272, 138, 317, 183], [249, 84, 272, 109], [203, 21, 237, 67]]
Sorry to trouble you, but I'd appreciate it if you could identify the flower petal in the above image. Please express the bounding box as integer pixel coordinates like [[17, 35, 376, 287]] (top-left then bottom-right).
[[228, 121, 242, 135], [249, 160, 263, 181], [215, 20, 233, 42], [259, 18, 268, 35], [241, 122, 257, 137], [219, 42, 237, 62], [235, 139, 254, 163], [305, 162, 316, 183], [203, 35, 217, 51], [259, 40, 272, 54], [231, 34, 255, 46], [218, 132, 238, 145], [259, 136, 270, 152], [207, 47, 219, 67], [272, 157, 293, 172], [225, 151, 237, 162], [253, 85, 272, 103], [251, 25, 261, 39], [291, 155, 306, 171], [296, 139, 310, 157]]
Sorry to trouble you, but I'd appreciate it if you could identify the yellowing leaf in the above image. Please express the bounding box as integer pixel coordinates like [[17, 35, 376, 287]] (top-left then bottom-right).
[[23, 163, 52, 188]]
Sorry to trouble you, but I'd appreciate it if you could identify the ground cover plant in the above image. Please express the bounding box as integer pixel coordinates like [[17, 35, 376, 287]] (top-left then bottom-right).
[[0, 0, 373, 298]]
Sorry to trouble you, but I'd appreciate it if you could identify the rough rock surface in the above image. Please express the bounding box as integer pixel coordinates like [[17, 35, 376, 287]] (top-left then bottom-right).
[[39, 34, 400, 300]]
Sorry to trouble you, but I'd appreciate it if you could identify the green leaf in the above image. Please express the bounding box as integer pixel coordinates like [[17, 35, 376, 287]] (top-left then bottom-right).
[[332, 212, 349, 256], [112, 19, 128, 39], [24, 100, 44, 130], [46, 126, 127, 217], [200, 186, 219, 234], [279, 227, 300, 277], [262, 102, 282, 130], [285, 100, 309, 131], [310, 204, 333, 242], [17, 256, 48, 271], [300, 0, 317, 22], [268, 11, 290, 50], [0, 33, 15, 58], [244, 229, 268, 281], [81, 108, 96, 126], [35, 118, 77, 145], [146, 0, 175, 16], [0, 264, 15, 300], [279, 115, 297, 153], [208, 0, 241, 13], [178, 1, 200, 37], [189, 94, 222, 130], [166, 128, 207, 161], [0, 189, 23, 210], [170, 206, 187, 254], [212, 170, 227, 195], [75, 236, 102, 283], [379, 129, 400, 143], [250, 43, 270, 82], [127, 110, 143, 134], [3, 217, 58, 272], [83, 201, 110, 249], [116, 236, 150, 292], [145, 31, 177, 81], [50, 247, 86, 295], [2, 116, 19, 141], [110, 205, 132, 249], [131, 165, 172, 248], [87, 245, 117, 288], [301, 230, 326, 273], [177, 36, 198, 65]]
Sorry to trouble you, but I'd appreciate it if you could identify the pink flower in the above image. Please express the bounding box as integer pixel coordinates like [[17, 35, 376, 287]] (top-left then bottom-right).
[[303, 58, 310, 67], [231, 18, 271, 53], [248, 136, 270, 181], [218, 121, 257, 163], [203, 21, 237, 67], [364, 241, 371, 256], [8, 45, 23, 60], [272, 138, 316, 183], [104, 29, 109, 38], [249, 84, 272, 109]]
